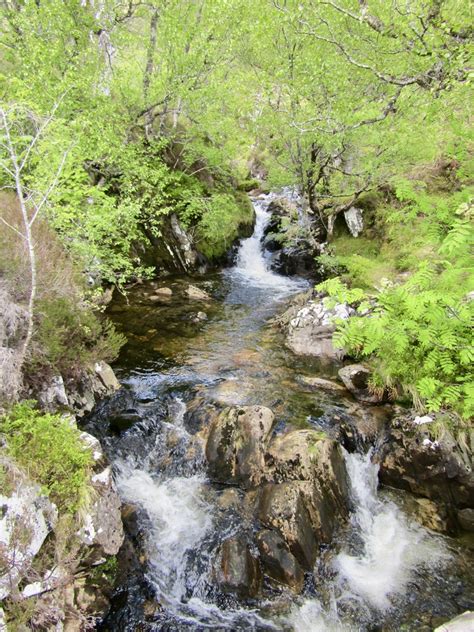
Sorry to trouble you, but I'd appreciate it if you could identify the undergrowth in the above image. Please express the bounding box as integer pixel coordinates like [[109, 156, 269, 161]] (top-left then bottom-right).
[[0, 402, 93, 512]]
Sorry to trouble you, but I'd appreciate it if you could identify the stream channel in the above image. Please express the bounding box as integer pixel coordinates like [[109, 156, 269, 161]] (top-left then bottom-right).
[[84, 193, 473, 631]]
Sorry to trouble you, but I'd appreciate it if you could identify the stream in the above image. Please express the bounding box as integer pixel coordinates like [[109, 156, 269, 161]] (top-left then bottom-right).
[[84, 194, 473, 631]]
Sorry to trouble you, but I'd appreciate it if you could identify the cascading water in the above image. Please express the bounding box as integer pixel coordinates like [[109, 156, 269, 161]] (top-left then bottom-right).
[[229, 194, 305, 292], [85, 192, 471, 631], [289, 451, 449, 631]]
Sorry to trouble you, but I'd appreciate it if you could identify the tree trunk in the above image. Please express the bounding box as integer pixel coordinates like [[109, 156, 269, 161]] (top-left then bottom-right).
[[143, 8, 159, 139]]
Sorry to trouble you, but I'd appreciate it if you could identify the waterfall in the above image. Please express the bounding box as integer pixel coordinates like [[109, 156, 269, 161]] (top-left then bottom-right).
[[230, 195, 304, 292]]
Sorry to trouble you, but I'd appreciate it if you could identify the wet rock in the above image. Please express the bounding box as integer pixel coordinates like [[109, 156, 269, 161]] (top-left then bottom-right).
[[407, 496, 449, 533], [339, 403, 391, 450], [94, 361, 121, 393], [434, 611, 474, 631], [258, 481, 318, 569], [215, 537, 262, 598], [265, 430, 349, 507], [205, 405, 275, 488], [338, 364, 384, 404], [185, 285, 211, 301], [297, 375, 346, 393], [259, 430, 349, 569], [378, 413, 474, 528], [109, 409, 142, 433], [457, 508, 474, 532], [256, 529, 304, 592], [271, 243, 318, 278]]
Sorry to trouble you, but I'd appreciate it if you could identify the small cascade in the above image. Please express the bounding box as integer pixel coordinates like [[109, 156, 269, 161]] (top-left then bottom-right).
[[288, 451, 449, 631], [230, 194, 305, 292]]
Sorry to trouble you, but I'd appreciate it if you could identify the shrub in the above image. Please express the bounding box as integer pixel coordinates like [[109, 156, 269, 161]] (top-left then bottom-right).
[[30, 297, 125, 377], [0, 402, 93, 512]]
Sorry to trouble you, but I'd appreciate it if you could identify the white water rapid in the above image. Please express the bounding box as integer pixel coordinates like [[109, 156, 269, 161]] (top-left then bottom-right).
[[289, 451, 449, 631], [229, 194, 305, 292]]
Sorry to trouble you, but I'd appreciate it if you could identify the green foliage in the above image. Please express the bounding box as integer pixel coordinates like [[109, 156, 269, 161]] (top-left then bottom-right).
[[196, 191, 254, 259], [0, 402, 93, 512], [32, 297, 125, 376], [324, 213, 474, 420]]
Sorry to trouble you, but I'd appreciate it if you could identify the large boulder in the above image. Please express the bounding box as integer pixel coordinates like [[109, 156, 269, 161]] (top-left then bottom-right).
[[214, 536, 262, 598], [205, 405, 275, 488], [283, 296, 354, 360], [259, 430, 349, 570], [338, 364, 384, 404], [377, 413, 474, 531]]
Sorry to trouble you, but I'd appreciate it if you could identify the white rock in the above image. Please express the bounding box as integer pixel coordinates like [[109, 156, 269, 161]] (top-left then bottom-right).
[[92, 466, 112, 486], [22, 567, 63, 598], [79, 431, 103, 462], [413, 415, 434, 425], [0, 481, 57, 600], [39, 374, 69, 410], [344, 206, 364, 237], [434, 611, 474, 631]]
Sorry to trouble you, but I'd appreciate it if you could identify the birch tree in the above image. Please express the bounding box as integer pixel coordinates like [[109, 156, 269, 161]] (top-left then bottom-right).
[[0, 103, 70, 364]]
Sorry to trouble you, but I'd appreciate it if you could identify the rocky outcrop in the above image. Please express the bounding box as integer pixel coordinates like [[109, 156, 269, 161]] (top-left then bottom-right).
[[204, 411, 350, 590], [262, 196, 320, 278], [134, 212, 206, 275], [338, 364, 384, 404], [78, 461, 124, 558], [215, 537, 262, 598], [205, 405, 274, 488], [377, 412, 473, 532], [0, 428, 123, 628], [65, 361, 121, 417], [0, 459, 58, 601], [280, 293, 354, 360]]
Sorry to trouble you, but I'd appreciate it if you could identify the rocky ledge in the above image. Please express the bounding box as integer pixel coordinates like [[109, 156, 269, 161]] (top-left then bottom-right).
[[376, 411, 474, 534], [0, 425, 123, 630]]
